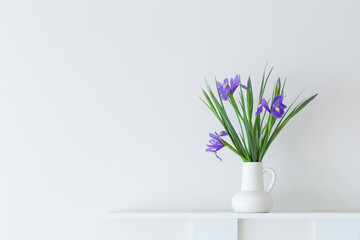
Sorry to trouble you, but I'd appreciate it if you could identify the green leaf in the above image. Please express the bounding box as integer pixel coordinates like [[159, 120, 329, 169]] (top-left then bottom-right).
[[246, 77, 254, 122], [281, 78, 287, 96], [259, 66, 274, 101]]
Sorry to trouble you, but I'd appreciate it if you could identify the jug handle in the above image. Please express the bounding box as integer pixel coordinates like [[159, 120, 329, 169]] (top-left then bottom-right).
[[263, 168, 276, 192]]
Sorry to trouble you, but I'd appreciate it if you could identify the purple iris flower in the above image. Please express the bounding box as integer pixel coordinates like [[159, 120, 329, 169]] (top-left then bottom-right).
[[206, 131, 228, 161], [217, 75, 247, 101], [255, 95, 287, 118], [230, 75, 248, 92], [217, 79, 231, 101], [271, 95, 287, 118], [255, 98, 270, 114]]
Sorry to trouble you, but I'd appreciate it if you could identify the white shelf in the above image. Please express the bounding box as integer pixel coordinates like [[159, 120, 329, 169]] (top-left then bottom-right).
[[107, 210, 360, 219], [108, 210, 360, 240]]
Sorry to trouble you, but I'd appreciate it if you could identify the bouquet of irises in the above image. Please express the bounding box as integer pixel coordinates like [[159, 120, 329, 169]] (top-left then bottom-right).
[[201, 67, 317, 162]]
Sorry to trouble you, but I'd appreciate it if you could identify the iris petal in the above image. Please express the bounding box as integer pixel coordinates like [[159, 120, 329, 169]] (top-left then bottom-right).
[[220, 93, 229, 101], [219, 131, 228, 137], [214, 152, 222, 161], [206, 131, 227, 161], [230, 75, 240, 93], [255, 99, 271, 114], [273, 95, 283, 104], [255, 105, 263, 114], [209, 133, 218, 139], [271, 109, 282, 118], [260, 98, 270, 112]]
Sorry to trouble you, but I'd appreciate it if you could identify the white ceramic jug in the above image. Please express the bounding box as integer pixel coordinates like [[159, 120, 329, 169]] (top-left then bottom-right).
[[232, 162, 276, 213]]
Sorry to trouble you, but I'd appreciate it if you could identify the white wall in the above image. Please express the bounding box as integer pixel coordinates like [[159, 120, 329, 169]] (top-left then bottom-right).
[[0, 0, 359, 239]]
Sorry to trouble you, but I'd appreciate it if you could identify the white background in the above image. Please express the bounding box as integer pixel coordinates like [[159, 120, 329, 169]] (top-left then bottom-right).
[[0, 0, 359, 239]]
